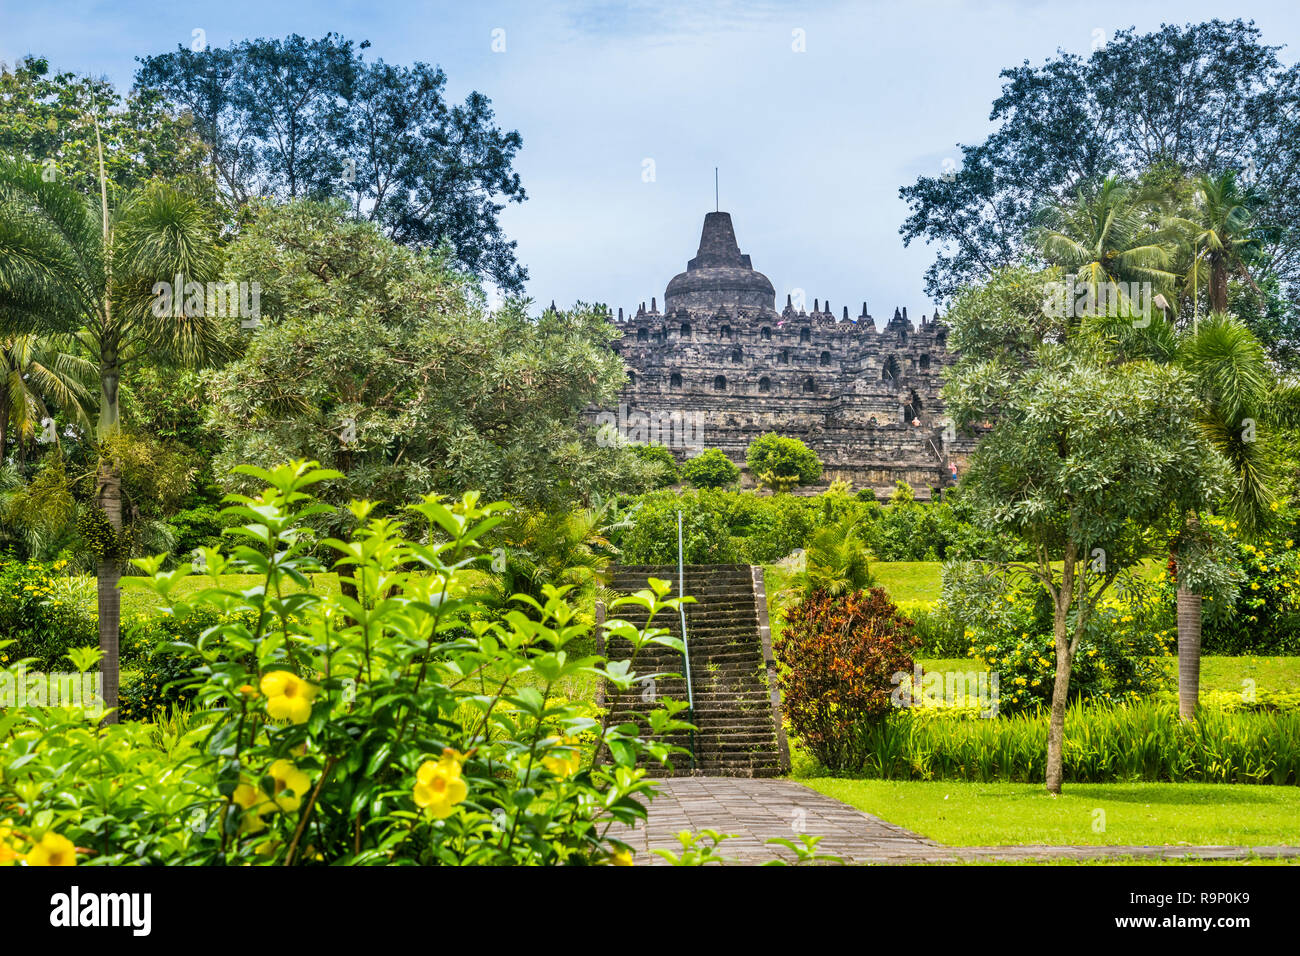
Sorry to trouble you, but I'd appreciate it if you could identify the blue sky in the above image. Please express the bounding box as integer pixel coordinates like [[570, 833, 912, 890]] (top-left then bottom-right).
[[5, 1, 1300, 324]]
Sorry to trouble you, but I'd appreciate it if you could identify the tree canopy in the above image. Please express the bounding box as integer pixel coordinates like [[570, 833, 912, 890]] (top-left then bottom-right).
[[135, 34, 528, 291], [207, 201, 633, 514], [900, 19, 1300, 365]]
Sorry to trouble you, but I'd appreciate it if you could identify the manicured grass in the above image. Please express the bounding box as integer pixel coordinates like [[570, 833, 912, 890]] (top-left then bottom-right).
[[1167, 655, 1300, 695], [871, 561, 942, 604], [799, 779, 1300, 847], [864, 558, 1165, 609], [917, 656, 1300, 695], [113, 572, 341, 617]]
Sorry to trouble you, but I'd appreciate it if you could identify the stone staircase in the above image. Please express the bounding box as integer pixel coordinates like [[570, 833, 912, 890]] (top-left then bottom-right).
[[598, 563, 790, 777]]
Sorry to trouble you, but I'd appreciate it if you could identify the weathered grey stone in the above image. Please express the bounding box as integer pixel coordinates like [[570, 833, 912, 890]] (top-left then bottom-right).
[[591, 211, 976, 496]]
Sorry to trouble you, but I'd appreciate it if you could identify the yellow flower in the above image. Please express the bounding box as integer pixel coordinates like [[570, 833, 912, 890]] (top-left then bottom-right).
[[610, 849, 634, 866], [231, 781, 271, 832], [542, 736, 582, 778], [25, 831, 76, 866], [414, 750, 468, 819], [0, 819, 17, 866], [268, 760, 312, 812], [259, 670, 317, 724]]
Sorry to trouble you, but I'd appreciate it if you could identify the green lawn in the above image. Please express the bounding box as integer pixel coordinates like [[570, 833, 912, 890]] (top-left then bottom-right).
[[859, 558, 1164, 609], [871, 561, 942, 604], [799, 779, 1300, 847], [114, 572, 341, 617]]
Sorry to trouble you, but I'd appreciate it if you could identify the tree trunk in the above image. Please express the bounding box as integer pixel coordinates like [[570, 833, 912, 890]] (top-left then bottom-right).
[[1177, 587, 1202, 720], [1045, 604, 1073, 795], [95, 462, 122, 724], [1210, 258, 1228, 314], [0, 387, 8, 464]]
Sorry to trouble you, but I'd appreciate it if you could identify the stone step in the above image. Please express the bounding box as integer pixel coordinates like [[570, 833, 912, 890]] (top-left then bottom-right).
[[601, 564, 786, 779]]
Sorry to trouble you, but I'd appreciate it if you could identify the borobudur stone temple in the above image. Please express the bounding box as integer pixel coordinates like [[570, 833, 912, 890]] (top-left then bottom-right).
[[589, 210, 975, 496]]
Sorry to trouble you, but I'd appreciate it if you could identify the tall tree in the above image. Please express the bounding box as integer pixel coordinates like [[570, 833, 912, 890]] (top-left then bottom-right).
[[0, 55, 211, 201], [943, 267, 1225, 793], [900, 19, 1300, 319], [0, 153, 220, 721], [136, 35, 528, 290], [206, 201, 633, 515], [1, 333, 95, 462], [1172, 170, 1276, 319], [1032, 176, 1181, 307], [1170, 313, 1275, 717]]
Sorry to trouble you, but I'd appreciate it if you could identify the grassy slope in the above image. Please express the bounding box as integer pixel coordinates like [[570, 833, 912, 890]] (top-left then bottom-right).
[[798, 778, 1300, 847]]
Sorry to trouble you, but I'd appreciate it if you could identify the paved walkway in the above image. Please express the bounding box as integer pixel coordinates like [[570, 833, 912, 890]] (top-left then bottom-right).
[[624, 778, 1300, 865]]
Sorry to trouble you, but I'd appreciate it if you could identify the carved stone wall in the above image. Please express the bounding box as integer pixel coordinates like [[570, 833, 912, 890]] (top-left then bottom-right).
[[588, 212, 974, 495]]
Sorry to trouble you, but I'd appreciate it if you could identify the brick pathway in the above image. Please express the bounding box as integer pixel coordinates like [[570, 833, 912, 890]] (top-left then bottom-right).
[[624, 778, 1300, 865]]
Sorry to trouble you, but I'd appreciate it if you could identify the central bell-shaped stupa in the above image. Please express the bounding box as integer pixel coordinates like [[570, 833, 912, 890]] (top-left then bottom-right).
[[664, 211, 775, 313]]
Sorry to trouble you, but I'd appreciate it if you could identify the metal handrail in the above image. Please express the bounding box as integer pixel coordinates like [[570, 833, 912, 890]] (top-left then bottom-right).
[[677, 509, 697, 770]]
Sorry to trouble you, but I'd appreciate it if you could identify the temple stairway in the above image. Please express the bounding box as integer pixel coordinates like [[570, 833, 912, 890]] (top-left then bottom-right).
[[599, 563, 790, 777]]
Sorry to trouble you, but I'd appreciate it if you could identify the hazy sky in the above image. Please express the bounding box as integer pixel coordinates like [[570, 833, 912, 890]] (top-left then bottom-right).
[[6, 1, 1300, 325]]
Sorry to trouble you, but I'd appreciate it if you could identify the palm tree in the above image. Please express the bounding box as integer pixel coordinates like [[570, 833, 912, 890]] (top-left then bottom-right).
[[1033, 176, 1181, 314], [485, 501, 625, 611], [1, 333, 95, 462], [1170, 171, 1275, 321], [790, 514, 873, 599], [1172, 312, 1274, 718], [0, 143, 220, 722]]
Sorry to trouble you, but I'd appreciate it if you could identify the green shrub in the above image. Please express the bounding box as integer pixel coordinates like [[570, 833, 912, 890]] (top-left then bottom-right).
[[118, 606, 261, 720], [629, 442, 679, 489], [0, 461, 693, 865], [745, 433, 822, 489], [1195, 510, 1300, 654], [0, 558, 97, 669], [942, 565, 1171, 714], [616, 488, 821, 564], [900, 601, 968, 657], [813, 699, 1300, 784], [680, 448, 739, 488], [775, 587, 920, 770], [165, 502, 232, 559]]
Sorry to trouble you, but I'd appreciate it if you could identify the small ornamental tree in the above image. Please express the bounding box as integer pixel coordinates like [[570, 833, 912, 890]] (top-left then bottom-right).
[[630, 442, 679, 488], [943, 266, 1227, 793], [745, 433, 822, 491], [680, 448, 739, 488], [775, 587, 919, 770]]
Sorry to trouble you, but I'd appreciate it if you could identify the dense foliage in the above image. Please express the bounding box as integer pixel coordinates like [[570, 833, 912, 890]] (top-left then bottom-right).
[[900, 18, 1300, 369], [680, 448, 739, 488], [136, 33, 528, 289], [208, 201, 643, 514], [941, 565, 1171, 714], [815, 700, 1300, 784], [775, 588, 920, 770], [745, 433, 822, 491], [0, 461, 694, 865]]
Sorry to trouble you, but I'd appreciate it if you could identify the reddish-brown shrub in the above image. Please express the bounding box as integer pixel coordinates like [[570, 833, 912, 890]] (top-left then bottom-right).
[[775, 587, 919, 769]]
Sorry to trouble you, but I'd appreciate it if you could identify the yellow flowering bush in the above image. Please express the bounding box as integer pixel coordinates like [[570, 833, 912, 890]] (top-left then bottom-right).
[[1187, 510, 1300, 654], [0, 461, 694, 865], [951, 572, 1171, 714]]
